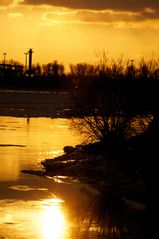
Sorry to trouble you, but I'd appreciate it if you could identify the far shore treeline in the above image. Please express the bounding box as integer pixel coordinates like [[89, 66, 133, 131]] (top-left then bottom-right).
[[0, 57, 159, 114], [0, 57, 159, 88]]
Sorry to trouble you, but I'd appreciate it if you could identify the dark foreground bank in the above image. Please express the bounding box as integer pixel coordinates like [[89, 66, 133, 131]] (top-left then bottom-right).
[[23, 140, 146, 209]]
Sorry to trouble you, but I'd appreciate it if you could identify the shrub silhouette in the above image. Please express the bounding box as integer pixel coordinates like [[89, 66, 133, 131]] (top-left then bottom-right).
[[69, 58, 159, 146]]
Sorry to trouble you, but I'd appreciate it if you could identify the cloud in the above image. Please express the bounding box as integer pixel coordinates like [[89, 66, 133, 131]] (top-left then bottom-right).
[[21, 0, 159, 23], [42, 8, 159, 26], [22, 0, 159, 12], [77, 9, 159, 22], [1, 1, 159, 24]]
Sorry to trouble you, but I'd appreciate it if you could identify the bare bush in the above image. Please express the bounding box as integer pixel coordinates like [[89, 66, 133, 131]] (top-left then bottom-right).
[[69, 57, 159, 146], [70, 87, 135, 145]]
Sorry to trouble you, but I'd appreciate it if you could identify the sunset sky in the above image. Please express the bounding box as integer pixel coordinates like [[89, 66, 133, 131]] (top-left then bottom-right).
[[0, 0, 159, 69]]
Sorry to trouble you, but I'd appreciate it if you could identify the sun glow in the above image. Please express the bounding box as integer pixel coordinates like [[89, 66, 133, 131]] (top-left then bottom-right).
[[40, 198, 67, 239]]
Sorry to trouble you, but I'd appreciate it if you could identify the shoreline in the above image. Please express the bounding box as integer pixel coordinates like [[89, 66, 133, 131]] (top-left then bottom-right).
[[22, 142, 146, 210]]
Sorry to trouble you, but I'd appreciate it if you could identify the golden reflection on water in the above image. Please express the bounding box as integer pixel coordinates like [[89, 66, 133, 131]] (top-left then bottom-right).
[[40, 198, 67, 239], [0, 150, 20, 180], [0, 197, 69, 239], [0, 116, 82, 181]]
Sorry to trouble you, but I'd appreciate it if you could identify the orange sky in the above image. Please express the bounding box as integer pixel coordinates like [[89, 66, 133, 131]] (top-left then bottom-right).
[[0, 0, 159, 69]]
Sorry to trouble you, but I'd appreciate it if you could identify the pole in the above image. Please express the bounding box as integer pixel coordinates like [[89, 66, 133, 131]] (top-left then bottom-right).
[[24, 52, 28, 71]]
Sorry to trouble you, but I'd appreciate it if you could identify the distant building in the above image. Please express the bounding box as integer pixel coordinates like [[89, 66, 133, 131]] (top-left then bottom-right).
[[0, 63, 24, 80]]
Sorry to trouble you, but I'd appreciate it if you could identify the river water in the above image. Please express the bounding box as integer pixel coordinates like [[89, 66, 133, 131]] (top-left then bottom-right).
[[0, 116, 145, 239], [0, 116, 93, 239]]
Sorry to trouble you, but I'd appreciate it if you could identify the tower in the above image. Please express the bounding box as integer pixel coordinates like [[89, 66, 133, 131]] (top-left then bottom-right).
[[28, 48, 33, 77]]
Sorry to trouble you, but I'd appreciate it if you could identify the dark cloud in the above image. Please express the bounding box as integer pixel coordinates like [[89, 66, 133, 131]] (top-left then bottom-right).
[[77, 9, 159, 23], [22, 0, 159, 12]]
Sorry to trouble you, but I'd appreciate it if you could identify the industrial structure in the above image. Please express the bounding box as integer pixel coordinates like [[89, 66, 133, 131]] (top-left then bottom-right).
[[27, 48, 34, 77], [0, 48, 34, 80], [0, 63, 23, 80]]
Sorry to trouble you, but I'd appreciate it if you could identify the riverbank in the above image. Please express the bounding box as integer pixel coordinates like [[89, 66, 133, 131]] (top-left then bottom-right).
[[22, 138, 147, 212]]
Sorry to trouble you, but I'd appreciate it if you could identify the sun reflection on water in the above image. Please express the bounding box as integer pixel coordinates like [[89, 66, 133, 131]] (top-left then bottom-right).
[[40, 198, 67, 239]]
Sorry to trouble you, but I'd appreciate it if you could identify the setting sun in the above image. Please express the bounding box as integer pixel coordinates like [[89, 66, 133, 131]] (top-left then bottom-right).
[[40, 198, 67, 239]]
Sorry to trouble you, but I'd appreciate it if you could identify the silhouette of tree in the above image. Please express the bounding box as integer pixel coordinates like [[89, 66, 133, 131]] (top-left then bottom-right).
[[42, 60, 65, 80], [33, 63, 42, 77]]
